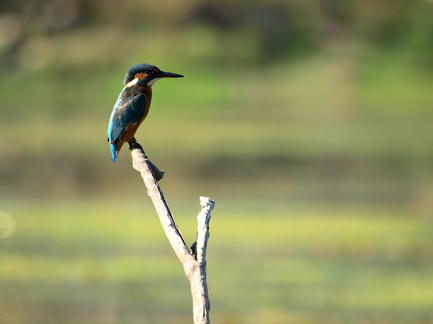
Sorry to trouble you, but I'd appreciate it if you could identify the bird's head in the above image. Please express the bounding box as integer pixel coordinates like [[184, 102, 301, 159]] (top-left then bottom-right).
[[124, 63, 183, 87]]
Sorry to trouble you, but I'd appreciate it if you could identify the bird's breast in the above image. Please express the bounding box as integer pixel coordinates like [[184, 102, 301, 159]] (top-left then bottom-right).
[[138, 85, 152, 122]]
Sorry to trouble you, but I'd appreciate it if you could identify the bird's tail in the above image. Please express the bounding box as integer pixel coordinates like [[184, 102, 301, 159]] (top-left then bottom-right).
[[110, 142, 118, 163]]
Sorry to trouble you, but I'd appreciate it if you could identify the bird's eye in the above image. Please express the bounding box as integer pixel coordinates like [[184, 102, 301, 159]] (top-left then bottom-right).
[[147, 71, 155, 76]]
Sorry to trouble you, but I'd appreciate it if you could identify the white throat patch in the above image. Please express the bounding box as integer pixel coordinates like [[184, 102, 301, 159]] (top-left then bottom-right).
[[147, 78, 161, 87]]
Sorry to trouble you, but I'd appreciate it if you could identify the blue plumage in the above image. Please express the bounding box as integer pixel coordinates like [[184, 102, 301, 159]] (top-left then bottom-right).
[[108, 88, 147, 162], [108, 63, 183, 163]]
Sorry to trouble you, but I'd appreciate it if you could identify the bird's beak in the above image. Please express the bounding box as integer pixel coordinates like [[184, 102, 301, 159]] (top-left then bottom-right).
[[160, 71, 184, 78]]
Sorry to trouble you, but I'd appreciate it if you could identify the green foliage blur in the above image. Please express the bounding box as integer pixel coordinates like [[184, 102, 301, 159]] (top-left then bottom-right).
[[1, 0, 433, 323]]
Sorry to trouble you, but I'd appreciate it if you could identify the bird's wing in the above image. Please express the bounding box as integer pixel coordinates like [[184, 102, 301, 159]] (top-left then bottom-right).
[[108, 90, 147, 142]]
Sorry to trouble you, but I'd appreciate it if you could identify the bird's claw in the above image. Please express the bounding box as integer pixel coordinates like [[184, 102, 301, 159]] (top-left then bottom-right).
[[129, 138, 143, 151]]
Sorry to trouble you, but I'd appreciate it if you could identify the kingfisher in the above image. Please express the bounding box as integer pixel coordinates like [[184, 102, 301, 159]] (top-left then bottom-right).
[[108, 63, 183, 162]]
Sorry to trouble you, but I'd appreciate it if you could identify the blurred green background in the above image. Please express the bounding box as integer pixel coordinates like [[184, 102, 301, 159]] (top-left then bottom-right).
[[1, 0, 433, 323]]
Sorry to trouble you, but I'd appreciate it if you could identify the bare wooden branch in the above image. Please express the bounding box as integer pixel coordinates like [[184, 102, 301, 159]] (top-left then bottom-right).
[[189, 196, 214, 322], [130, 144, 214, 324]]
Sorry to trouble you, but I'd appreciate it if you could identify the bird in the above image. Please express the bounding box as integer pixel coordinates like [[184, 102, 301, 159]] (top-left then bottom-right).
[[108, 63, 183, 162]]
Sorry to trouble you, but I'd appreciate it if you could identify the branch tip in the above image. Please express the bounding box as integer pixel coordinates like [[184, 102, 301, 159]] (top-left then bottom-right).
[[200, 196, 215, 209]]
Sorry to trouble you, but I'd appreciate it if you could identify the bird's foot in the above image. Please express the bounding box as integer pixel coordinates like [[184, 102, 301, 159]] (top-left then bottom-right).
[[128, 138, 143, 151]]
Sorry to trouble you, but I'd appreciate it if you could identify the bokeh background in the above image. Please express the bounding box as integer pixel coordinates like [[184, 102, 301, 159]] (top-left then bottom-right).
[[1, 0, 433, 323]]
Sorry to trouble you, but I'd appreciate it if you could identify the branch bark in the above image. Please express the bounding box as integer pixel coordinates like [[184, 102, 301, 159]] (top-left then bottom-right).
[[130, 144, 214, 324]]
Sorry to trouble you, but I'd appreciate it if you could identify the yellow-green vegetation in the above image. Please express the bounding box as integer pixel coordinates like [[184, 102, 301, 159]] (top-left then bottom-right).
[[1, 201, 433, 323]]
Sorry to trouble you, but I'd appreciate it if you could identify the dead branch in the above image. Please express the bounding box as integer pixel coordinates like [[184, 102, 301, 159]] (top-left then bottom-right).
[[130, 144, 214, 324]]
